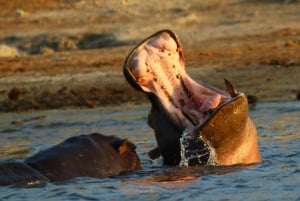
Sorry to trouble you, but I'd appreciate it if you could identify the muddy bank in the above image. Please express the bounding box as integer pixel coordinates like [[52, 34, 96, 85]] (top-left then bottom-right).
[[0, 0, 299, 112], [0, 72, 147, 111]]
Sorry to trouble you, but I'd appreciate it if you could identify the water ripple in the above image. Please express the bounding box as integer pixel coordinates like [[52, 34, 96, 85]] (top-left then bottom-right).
[[0, 103, 299, 200]]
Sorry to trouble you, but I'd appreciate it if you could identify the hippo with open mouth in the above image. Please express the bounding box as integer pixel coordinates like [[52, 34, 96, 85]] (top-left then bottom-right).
[[123, 30, 261, 166], [0, 30, 261, 186]]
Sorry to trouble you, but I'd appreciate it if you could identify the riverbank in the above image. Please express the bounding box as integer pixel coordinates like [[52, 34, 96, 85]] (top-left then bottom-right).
[[0, 0, 299, 112]]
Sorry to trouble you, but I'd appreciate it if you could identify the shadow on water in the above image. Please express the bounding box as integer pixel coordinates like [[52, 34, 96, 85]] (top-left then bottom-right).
[[0, 102, 300, 200]]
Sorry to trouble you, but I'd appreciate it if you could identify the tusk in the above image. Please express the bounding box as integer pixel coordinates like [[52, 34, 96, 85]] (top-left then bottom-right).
[[182, 109, 200, 126], [224, 79, 238, 97]]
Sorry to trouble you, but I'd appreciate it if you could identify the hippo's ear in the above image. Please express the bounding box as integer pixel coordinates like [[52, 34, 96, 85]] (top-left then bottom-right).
[[110, 139, 137, 154]]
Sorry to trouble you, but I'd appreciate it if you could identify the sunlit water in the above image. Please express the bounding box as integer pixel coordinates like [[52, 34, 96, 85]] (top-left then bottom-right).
[[0, 102, 299, 201]]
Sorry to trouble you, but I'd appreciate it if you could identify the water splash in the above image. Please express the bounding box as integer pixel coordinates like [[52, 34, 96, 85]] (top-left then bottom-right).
[[179, 129, 190, 167], [179, 128, 210, 167]]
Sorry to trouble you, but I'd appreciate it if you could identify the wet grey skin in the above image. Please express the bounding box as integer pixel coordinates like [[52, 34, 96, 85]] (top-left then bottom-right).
[[123, 30, 261, 166], [0, 133, 141, 186]]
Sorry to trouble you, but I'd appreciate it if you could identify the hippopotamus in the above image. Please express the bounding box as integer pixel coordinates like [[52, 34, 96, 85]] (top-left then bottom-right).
[[123, 30, 261, 166], [0, 133, 141, 186]]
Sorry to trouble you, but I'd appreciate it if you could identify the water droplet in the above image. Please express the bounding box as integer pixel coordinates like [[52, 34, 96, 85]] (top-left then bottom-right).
[[179, 129, 210, 166]]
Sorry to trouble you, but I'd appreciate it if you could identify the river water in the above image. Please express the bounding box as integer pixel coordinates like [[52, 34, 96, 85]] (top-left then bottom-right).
[[0, 102, 299, 201]]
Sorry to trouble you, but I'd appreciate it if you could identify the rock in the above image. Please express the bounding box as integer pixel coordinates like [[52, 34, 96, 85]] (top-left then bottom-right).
[[15, 9, 28, 18], [297, 91, 300, 100], [8, 87, 21, 101], [0, 44, 20, 58]]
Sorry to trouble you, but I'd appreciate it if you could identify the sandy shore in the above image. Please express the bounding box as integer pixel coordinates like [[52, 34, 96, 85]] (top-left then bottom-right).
[[0, 0, 299, 112]]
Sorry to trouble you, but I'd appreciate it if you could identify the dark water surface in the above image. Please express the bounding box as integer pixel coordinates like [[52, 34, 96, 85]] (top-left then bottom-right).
[[0, 102, 299, 201]]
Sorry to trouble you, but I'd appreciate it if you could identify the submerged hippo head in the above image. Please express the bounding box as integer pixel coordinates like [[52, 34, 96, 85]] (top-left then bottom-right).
[[123, 30, 261, 166], [25, 133, 141, 181]]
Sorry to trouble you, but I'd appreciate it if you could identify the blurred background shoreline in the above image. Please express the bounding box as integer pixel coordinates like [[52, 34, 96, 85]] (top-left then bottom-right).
[[0, 0, 299, 112]]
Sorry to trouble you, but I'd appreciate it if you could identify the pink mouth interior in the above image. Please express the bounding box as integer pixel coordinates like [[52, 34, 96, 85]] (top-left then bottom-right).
[[128, 31, 230, 127]]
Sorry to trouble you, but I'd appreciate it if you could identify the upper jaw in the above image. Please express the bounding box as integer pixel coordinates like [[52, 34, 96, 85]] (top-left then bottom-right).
[[123, 29, 183, 93], [123, 30, 240, 129]]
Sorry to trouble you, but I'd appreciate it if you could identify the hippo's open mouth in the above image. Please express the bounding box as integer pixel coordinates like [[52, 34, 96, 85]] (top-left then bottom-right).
[[123, 30, 250, 166], [124, 30, 239, 129]]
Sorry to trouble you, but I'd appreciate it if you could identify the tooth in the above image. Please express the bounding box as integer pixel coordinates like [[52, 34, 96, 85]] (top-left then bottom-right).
[[182, 109, 199, 125], [190, 109, 204, 119], [224, 79, 238, 97]]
